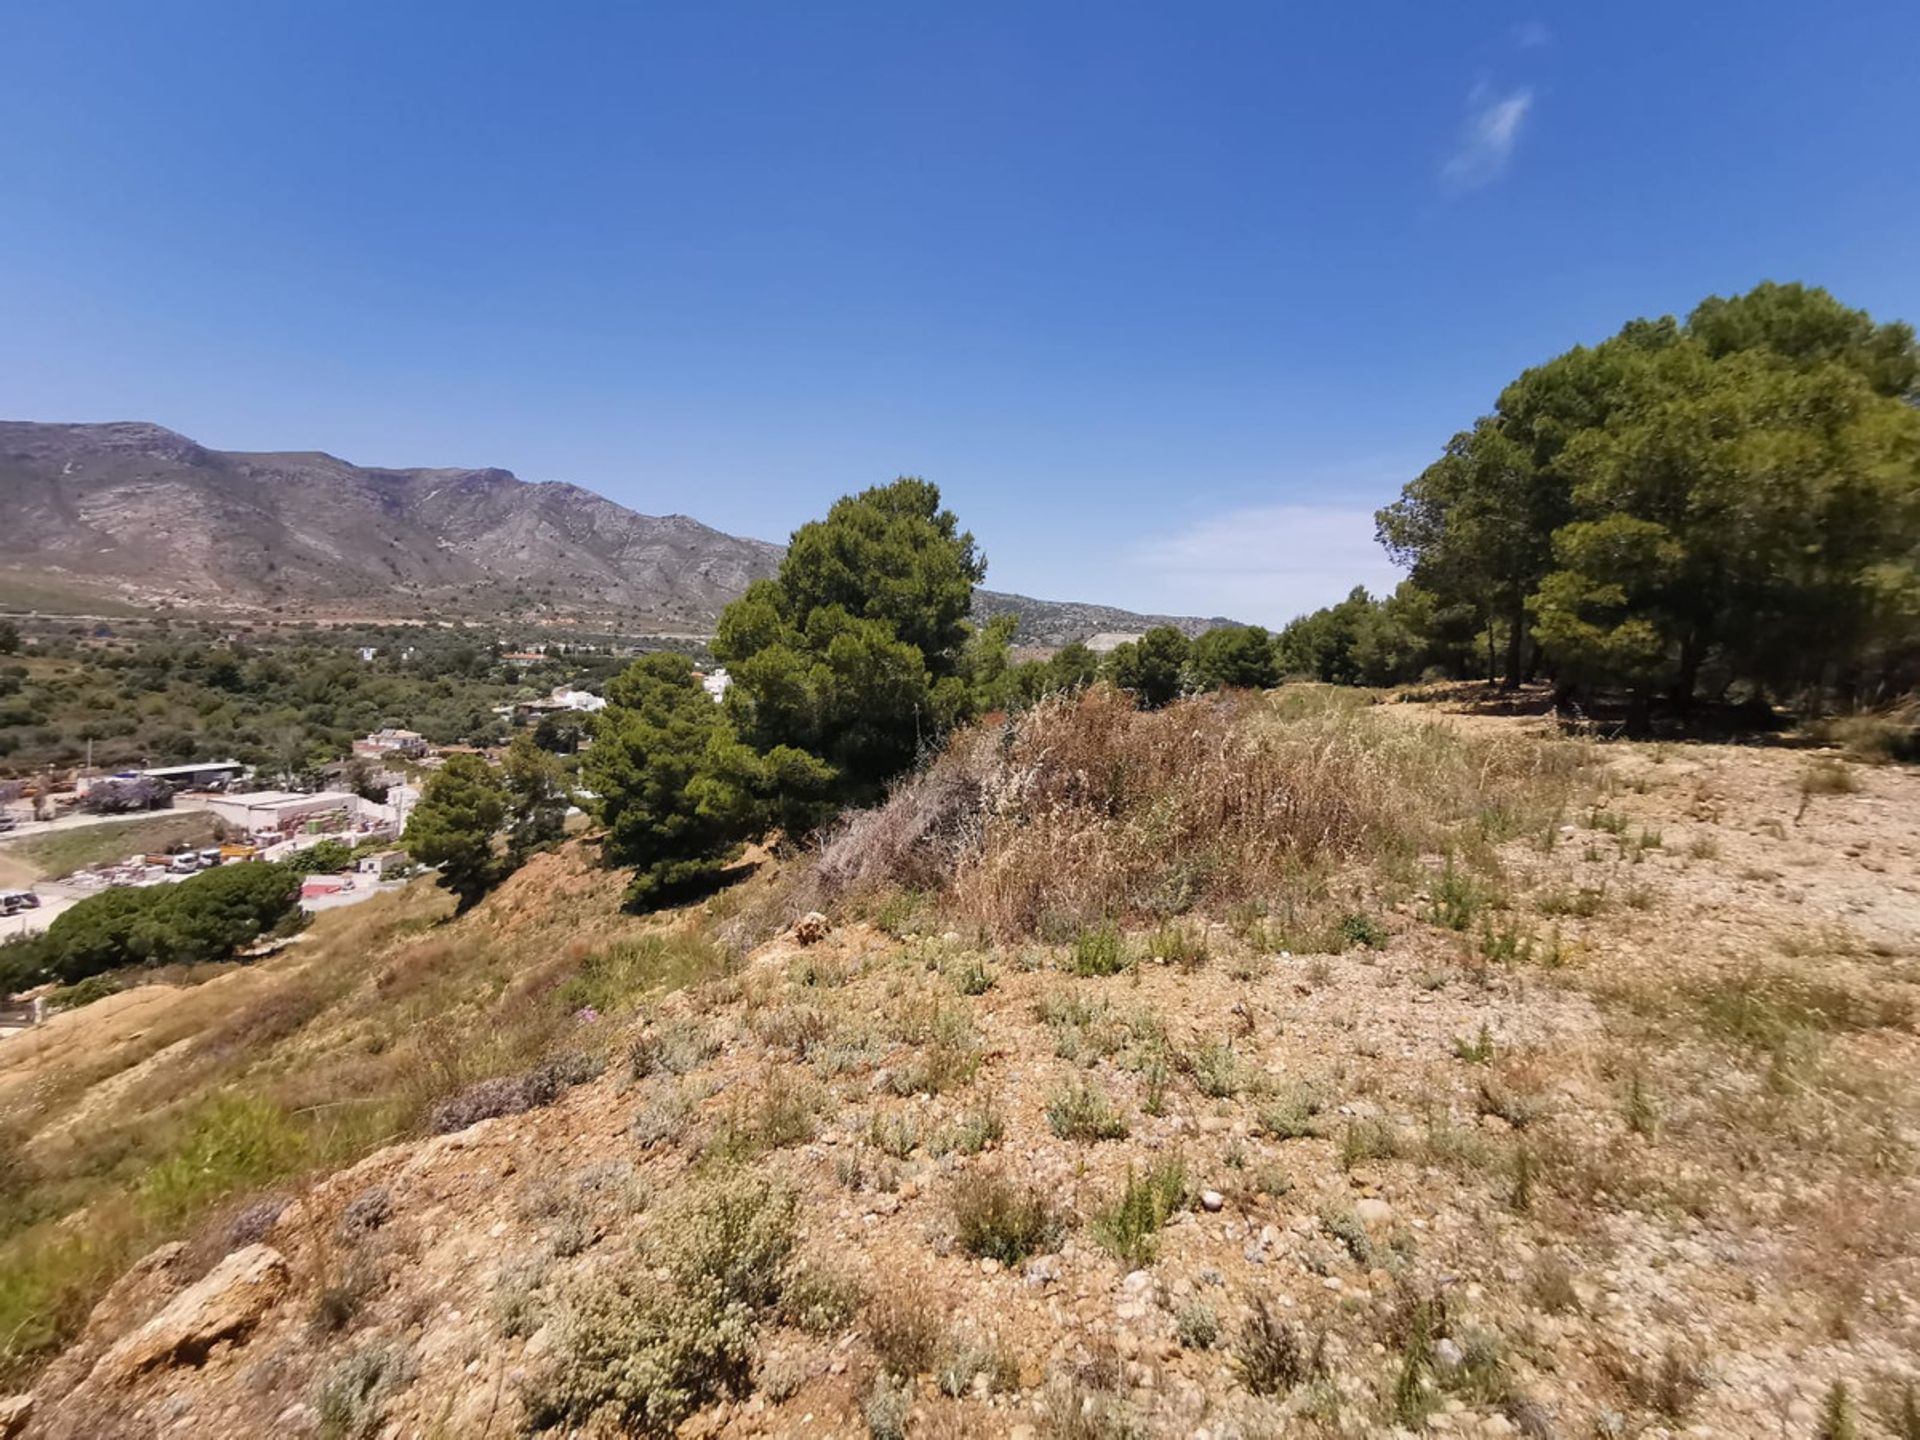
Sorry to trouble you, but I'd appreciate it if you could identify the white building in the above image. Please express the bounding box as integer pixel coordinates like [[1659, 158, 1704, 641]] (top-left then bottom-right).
[[203, 790, 361, 838], [701, 667, 731, 702], [352, 728, 428, 758], [548, 686, 606, 713]]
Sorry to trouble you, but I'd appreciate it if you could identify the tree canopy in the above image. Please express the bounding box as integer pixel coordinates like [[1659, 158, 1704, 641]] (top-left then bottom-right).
[[1377, 282, 1920, 710], [403, 753, 509, 909], [584, 652, 831, 907], [712, 478, 987, 797], [1105, 626, 1191, 709], [1, 860, 301, 992]]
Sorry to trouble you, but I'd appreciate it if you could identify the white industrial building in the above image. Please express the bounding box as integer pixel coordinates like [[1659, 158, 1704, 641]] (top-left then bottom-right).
[[202, 790, 361, 838]]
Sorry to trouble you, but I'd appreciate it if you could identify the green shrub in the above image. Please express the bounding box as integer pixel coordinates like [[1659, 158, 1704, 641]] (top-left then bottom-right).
[[1191, 1040, 1247, 1099], [931, 1105, 1004, 1157], [782, 1262, 864, 1335], [1069, 924, 1127, 977], [44, 974, 120, 1012], [1428, 860, 1490, 931], [867, 1286, 945, 1377], [315, 1342, 413, 1440], [1337, 912, 1389, 949], [1258, 1082, 1328, 1140], [654, 1174, 798, 1309], [1145, 922, 1208, 968], [531, 1175, 797, 1435], [1090, 1157, 1187, 1266]]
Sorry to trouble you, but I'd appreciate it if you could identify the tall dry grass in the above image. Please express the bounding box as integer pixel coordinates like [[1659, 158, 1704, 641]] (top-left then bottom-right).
[[813, 685, 1590, 937]]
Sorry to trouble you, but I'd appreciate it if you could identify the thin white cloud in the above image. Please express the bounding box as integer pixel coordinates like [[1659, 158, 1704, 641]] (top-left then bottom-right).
[[1441, 84, 1533, 190], [1131, 504, 1403, 628], [1513, 20, 1552, 49]]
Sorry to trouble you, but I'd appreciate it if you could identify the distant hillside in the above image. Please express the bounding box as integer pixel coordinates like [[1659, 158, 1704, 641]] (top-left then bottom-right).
[[0, 421, 780, 630], [0, 420, 1229, 641], [971, 590, 1231, 647]]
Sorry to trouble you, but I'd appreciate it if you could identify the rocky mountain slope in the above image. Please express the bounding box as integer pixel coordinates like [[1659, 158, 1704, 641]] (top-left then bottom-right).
[[0, 421, 1226, 642], [0, 421, 781, 630]]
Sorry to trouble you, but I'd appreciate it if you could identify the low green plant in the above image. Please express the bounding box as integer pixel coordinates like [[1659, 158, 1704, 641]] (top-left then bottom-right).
[[1174, 1300, 1219, 1350], [867, 1286, 945, 1377], [935, 1335, 1019, 1398], [1337, 912, 1389, 949], [1622, 1069, 1658, 1138], [1428, 860, 1491, 931], [1338, 1117, 1399, 1170], [1145, 922, 1208, 968], [947, 953, 994, 996], [1259, 1082, 1328, 1140], [1191, 1040, 1247, 1098], [1046, 1079, 1129, 1142], [1068, 924, 1127, 977], [1089, 1157, 1187, 1266], [1452, 1022, 1494, 1064], [1814, 1380, 1857, 1440], [1319, 1206, 1373, 1265], [782, 1262, 865, 1335], [528, 1174, 798, 1434], [315, 1342, 412, 1440], [931, 1105, 1003, 1157], [865, 1374, 910, 1440]]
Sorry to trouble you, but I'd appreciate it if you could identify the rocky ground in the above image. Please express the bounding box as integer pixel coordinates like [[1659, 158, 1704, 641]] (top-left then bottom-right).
[[8, 714, 1919, 1439]]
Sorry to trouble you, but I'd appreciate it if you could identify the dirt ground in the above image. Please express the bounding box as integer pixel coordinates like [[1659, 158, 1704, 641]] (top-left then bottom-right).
[[13, 716, 1920, 1439]]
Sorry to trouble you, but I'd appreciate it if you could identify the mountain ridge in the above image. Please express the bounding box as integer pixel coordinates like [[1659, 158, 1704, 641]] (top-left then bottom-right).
[[0, 420, 1231, 644]]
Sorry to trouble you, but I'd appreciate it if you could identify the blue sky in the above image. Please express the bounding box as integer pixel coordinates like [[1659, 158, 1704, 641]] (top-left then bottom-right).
[[3, 3, 1916, 626]]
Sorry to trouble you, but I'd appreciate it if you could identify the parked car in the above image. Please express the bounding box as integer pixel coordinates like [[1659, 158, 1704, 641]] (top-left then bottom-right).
[[0, 891, 35, 915]]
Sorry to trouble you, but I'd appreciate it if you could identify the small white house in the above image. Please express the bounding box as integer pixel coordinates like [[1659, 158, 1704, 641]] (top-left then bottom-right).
[[352, 728, 428, 758], [701, 667, 731, 702]]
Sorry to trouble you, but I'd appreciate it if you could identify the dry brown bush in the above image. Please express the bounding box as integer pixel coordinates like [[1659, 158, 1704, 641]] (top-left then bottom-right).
[[811, 685, 1588, 937]]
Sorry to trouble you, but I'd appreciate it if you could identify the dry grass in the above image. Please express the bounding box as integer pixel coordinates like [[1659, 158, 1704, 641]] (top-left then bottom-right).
[[0, 843, 720, 1387], [809, 684, 1590, 937]]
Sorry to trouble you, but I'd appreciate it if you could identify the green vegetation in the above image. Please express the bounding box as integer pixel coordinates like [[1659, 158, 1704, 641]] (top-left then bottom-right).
[[714, 477, 986, 800], [1089, 1156, 1187, 1265], [1373, 282, 1920, 716], [950, 1171, 1063, 1264], [0, 859, 301, 991], [530, 1174, 797, 1435], [401, 753, 509, 908], [0, 627, 534, 776], [1105, 624, 1190, 708], [0, 865, 727, 1387], [583, 653, 830, 906]]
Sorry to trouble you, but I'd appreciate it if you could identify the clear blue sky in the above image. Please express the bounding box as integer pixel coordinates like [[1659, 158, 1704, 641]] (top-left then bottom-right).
[[4, 3, 1916, 626]]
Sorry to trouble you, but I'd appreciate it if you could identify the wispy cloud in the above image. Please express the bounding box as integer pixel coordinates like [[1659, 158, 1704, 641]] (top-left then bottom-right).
[[1131, 504, 1403, 627], [1512, 20, 1552, 49], [1441, 83, 1533, 191]]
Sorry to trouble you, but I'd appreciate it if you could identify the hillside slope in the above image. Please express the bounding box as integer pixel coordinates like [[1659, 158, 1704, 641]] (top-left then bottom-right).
[[0, 420, 1229, 642], [7, 694, 1918, 1438]]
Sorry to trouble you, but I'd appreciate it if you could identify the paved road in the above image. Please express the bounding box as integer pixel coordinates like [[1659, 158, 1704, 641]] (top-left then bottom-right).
[[0, 798, 211, 844]]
